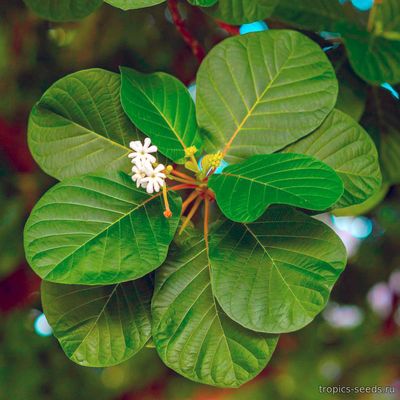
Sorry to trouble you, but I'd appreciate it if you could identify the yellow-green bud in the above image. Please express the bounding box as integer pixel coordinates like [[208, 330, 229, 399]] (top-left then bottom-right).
[[185, 146, 198, 157]]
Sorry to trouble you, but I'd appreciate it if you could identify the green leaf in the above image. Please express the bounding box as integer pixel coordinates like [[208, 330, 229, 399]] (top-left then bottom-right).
[[28, 69, 141, 181], [105, 0, 165, 10], [376, 0, 400, 33], [208, 153, 343, 223], [210, 206, 347, 334], [283, 109, 382, 209], [361, 87, 400, 184], [206, 0, 279, 24], [23, 0, 103, 22], [152, 231, 278, 388], [120, 67, 202, 164], [333, 183, 389, 217], [0, 195, 24, 279], [24, 172, 182, 285], [196, 30, 338, 163], [187, 0, 217, 7], [271, 0, 357, 32], [330, 50, 367, 121], [340, 23, 400, 84], [42, 277, 152, 367]]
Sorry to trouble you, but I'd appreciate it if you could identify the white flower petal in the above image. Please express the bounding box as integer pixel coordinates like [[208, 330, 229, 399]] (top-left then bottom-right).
[[143, 137, 151, 149], [153, 181, 160, 193], [146, 181, 154, 194], [155, 177, 165, 187], [129, 141, 142, 151], [155, 164, 165, 173], [147, 145, 158, 153]]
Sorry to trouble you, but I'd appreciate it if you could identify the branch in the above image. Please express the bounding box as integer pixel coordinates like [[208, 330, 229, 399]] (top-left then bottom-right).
[[168, 0, 206, 64], [216, 20, 240, 36]]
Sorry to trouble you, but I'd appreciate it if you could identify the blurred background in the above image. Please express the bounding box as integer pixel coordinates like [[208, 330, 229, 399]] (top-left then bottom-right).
[[0, 1, 399, 399]]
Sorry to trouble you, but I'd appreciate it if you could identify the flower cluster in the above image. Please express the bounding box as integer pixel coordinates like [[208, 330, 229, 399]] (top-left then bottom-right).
[[129, 138, 166, 194]]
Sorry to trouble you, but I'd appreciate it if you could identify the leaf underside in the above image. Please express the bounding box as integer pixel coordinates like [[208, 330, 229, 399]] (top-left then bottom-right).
[[207, 0, 279, 24], [105, 0, 165, 10], [23, 0, 103, 21]]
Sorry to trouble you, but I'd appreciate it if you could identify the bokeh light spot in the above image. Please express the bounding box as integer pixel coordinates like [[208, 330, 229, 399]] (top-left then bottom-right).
[[351, 0, 374, 11], [34, 313, 53, 337], [239, 21, 268, 35]]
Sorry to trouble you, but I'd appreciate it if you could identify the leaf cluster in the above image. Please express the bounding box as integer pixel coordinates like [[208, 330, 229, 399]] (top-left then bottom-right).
[[24, 28, 382, 387]]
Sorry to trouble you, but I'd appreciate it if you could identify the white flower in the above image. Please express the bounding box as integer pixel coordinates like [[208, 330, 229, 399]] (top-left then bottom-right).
[[141, 164, 166, 194], [131, 161, 148, 188], [128, 138, 157, 169]]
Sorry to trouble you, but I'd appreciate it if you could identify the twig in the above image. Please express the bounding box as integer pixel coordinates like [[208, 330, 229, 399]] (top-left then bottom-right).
[[168, 0, 205, 63], [216, 20, 240, 36]]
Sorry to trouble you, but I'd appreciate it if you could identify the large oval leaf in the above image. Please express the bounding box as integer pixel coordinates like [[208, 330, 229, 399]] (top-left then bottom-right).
[[42, 277, 152, 367], [376, 0, 400, 34], [120, 67, 202, 164], [340, 23, 400, 85], [283, 109, 382, 209], [196, 30, 338, 163], [188, 0, 217, 7], [210, 206, 347, 333], [152, 231, 278, 388], [105, 0, 165, 10], [208, 153, 343, 223], [207, 0, 279, 24], [24, 172, 181, 285], [271, 0, 357, 32], [28, 69, 141, 181], [361, 88, 400, 184], [23, 0, 103, 21], [330, 49, 367, 121]]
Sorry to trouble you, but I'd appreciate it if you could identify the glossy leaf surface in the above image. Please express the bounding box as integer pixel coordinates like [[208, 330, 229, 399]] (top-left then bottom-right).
[[197, 30, 338, 163], [28, 69, 140, 180], [210, 207, 347, 333], [152, 231, 279, 387], [42, 278, 152, 367], [209, 153, 343, 222], [24, 172, 181, 285]]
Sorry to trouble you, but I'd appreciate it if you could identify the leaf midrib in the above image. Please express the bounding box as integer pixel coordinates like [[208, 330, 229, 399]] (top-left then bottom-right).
[[128, 74, 189, 152], [34, 103, 130, 153], [222, 41, 296, 156], [41, 192, 162, 279], [68, 284, 119, 360], [243, 223, 313, 318]]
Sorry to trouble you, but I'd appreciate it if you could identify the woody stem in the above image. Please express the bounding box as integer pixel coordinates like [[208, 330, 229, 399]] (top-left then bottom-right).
[[167, 0, 205, 63]]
